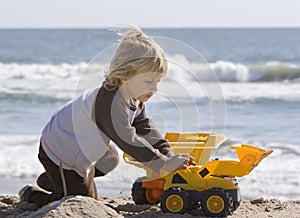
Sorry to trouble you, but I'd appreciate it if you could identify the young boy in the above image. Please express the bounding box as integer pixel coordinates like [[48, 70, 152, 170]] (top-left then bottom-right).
[[19, 26, 195, 208]]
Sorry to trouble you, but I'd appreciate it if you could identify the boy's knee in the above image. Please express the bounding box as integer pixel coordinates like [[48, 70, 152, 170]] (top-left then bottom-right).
[[94, 145, 119, 176]]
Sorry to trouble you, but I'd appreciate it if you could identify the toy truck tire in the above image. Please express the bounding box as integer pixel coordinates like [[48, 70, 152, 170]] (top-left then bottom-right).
[[131, 177, 159, 205], [160, 187, 191, 214], [201, 188, 233, 217]]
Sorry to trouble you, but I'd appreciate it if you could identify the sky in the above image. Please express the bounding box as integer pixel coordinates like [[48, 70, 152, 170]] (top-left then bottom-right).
[[1, 0, 300, 28]]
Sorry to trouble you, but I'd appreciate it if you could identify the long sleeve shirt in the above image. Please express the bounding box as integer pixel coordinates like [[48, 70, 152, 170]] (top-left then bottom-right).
[[41, 86, 173, 177]]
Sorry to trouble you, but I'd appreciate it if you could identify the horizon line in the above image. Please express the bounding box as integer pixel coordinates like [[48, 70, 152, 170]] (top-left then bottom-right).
[[1, 26, 300, 30]]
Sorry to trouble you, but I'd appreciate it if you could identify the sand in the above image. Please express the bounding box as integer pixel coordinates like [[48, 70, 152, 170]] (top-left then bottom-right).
[[1, 195, 299, 218]]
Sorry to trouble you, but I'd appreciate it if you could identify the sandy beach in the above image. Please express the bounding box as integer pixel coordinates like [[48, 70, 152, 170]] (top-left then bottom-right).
[[1, 194, 299, 218]]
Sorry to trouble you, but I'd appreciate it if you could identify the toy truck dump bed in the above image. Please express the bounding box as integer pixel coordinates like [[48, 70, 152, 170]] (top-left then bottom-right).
[[124, 132, 227, 170]]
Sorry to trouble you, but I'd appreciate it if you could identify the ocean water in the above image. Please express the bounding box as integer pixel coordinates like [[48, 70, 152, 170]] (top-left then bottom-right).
[[0, 28, 299, 200]]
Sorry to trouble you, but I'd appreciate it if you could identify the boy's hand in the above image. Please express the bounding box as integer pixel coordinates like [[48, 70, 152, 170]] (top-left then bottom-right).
[[186, 154, 197, 166], [161, 154, 196, 172], [179, 154, 197, 166]]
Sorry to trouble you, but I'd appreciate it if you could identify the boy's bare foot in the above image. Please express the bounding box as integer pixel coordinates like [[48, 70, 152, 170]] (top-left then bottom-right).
[[18, 184, 32, 201]]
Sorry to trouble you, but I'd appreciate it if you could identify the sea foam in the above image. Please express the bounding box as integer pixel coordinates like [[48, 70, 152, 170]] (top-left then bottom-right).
[[1, 60, 300, 104], [0, 134, 299, 200]]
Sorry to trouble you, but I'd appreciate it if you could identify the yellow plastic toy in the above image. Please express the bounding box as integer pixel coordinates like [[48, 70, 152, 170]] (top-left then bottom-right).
[[124, 132, 273, 217]]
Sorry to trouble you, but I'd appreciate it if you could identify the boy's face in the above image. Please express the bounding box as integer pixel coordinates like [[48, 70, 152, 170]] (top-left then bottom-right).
[[125, 72, 162, 102]]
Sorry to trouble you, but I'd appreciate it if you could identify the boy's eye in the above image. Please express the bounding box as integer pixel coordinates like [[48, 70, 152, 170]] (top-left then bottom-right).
[[144, 77, 160, 84]]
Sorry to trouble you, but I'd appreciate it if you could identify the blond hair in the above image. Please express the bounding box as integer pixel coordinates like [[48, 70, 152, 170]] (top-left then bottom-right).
[[104, 26, 168, 91]]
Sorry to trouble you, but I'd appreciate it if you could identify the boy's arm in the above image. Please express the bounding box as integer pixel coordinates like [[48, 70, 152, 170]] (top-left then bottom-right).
[[132, 103, 174, 158], [94, 89, 169, 171]]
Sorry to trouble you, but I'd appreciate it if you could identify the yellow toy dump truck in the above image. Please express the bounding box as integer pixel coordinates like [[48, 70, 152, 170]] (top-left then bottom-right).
[[124, 132, 273, 217]]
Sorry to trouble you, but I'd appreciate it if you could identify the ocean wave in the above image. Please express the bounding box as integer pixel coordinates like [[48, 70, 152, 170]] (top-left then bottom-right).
[[1, 60, 300, 83], [0, 62, 89, 80], [165, 54, 300, 82], [211, 61, 300, 82], [1, 61, 300, 103], [0, 62, 105, 102], [168, 56, 300, 82]]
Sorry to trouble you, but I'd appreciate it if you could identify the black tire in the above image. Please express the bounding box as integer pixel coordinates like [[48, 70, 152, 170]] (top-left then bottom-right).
[[160, 187, 191, 214], [201, 188, 233, 217], [131, 176, 159, 205]]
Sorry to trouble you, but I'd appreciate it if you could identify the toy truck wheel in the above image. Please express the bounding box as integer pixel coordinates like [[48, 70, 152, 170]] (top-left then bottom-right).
[[201, 188, 233, 217], [160, 187, 191, 214], [131, 177, 159, 205]]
